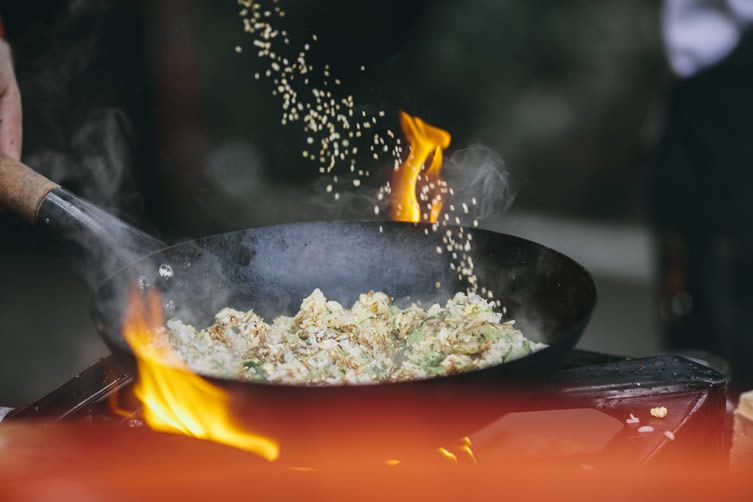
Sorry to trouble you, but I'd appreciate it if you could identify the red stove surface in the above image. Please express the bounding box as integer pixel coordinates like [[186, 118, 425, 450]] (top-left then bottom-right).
[[2, 352, 745, 501], [0, 419, 750, 502], [5, 351, 728, 467]]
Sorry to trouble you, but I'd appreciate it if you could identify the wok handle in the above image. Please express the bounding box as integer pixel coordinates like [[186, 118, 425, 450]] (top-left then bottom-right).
[[0, 152, 59, 223]]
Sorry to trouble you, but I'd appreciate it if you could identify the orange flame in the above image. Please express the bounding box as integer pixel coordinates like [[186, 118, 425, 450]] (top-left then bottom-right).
[[121, 288, 279, 461], [391, 111, 451, 223]]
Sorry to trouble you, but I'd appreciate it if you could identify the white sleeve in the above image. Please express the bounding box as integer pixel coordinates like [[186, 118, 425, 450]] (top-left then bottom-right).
[[663, 0, 753, 78]]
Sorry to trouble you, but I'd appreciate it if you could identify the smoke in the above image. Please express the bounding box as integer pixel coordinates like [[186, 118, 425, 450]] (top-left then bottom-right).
[[20, 0, 112, 102], [307, 141, 516, 224], [308, 174, 384, 220], [443, 144, 516, 225], [27, 108, 135, 211], [15, 0, 162, 288], [24, 106, 157, 289]]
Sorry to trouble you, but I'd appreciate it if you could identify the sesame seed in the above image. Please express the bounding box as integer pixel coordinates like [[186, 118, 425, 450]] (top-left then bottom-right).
[[235, 1, 493, 299]]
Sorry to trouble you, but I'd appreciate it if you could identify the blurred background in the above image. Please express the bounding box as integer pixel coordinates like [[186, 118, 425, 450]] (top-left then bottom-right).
[[0, 0, 728, 404]]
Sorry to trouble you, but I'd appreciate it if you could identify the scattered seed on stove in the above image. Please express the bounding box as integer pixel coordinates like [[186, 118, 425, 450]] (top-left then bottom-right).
[[664, 431, 675, 441], [637, 426, 654, 433], [650, 406, 668, 418], [626, 414, 640, 425]]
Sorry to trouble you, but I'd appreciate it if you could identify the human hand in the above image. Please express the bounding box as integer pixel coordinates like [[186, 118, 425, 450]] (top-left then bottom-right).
[[0, 39, 22, 160]]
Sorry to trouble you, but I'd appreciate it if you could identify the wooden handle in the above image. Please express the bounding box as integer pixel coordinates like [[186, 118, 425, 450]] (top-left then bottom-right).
[[0, 153, 59, 222]]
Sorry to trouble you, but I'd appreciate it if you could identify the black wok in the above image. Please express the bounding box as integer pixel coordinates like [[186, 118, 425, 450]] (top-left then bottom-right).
[[92, 220, 596, 381], [1, 154, 597, 457]]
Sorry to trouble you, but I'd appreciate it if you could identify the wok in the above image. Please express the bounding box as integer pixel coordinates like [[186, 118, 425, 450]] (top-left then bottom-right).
[[1, 154, 597, 455]]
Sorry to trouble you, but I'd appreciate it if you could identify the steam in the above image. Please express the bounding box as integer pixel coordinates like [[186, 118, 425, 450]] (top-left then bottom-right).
[[28, 108, 135, 211], [307, 142, 515, 225], [21, 0, 112, 103], [443, 144, 516, 225], [26, 106, 160, 287], [309, 174, 383, 220], [17, 0, 163, 288], [42, 190, 164, 285]]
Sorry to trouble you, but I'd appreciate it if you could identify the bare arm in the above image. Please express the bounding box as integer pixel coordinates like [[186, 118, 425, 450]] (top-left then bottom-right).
[[0, 38, 22, 160]]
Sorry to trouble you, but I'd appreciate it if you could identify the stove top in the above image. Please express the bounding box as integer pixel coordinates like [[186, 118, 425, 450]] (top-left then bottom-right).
[[6, 351, 727, 466]]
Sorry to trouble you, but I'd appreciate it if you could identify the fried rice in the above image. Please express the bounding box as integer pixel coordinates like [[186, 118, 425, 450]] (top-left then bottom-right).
[[165, 289, 543, 385]]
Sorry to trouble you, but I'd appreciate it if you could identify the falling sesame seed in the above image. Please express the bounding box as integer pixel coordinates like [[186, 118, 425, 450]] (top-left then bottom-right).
[[235, 2, 494, 299]]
